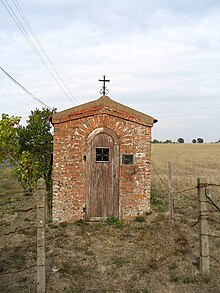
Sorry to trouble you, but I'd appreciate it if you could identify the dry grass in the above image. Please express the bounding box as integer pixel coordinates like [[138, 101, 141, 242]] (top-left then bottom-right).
[[151, 143, 220, 290], [0, 145, 220, 292]]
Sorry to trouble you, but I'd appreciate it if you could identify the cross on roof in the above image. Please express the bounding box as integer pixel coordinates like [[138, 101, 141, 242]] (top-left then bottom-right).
[[99, 75, 110, 96]]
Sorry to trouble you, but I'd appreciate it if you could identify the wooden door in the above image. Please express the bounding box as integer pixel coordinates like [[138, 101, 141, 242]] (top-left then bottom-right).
[[86, 130, 119, 221]]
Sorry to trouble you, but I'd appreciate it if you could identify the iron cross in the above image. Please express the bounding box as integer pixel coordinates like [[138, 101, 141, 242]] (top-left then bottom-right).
[[99, 75, 110, 96]]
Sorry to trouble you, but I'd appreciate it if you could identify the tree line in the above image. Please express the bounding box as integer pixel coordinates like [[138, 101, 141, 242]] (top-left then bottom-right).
[[152, 138, 206, 144]]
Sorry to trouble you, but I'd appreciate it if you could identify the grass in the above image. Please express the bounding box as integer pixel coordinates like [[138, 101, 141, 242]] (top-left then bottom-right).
[[0, 145, 220, 292], [59, 261, 86, 277], [12, 251, 26, 269], [106, 215, 124, 228], [112, 256, 130, 267], [134, 216, 146, 222]]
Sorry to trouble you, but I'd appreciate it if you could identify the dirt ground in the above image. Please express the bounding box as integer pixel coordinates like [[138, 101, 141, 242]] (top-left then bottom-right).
[[0, 167, 220, 293]]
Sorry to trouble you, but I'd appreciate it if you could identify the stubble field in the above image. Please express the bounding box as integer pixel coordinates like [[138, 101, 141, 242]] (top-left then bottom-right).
[[152, 143, 220, 203]]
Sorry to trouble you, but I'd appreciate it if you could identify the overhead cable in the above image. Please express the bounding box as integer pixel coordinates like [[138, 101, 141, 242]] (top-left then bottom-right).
[[0, 66, 53, 110], [1, 0, 79, 105], [12, 0, 78, 105]]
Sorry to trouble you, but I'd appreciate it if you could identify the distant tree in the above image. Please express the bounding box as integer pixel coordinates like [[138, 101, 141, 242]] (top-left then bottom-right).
[[152, 139, 161, 143], [192, 139, 196, 144], [197, 138, 204, 143], [163, 139, 172, 144], [177, 138, 184, 143]]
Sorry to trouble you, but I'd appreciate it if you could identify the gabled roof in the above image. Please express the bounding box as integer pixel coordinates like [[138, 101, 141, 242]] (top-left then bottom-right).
[[52, 96, 158, 126]]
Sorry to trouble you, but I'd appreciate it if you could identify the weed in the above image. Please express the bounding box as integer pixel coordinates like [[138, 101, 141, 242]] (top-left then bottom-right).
[[148, 256, 159, 270], [13, 251, 26, 269], [150, 186, 165, 212], [137, 265, 149, 275], [106, 215, 118, 224], [48, 223, 59, 229], [168, 262, 178, 270], [0, 198, 13, 206], [114, 220, 124, 228], [59, 221, 68, 228], [112, 256, 130, 267], [106, 216, 124, 228], [93, 221, 106, 228], [73, 219, 87, 226], [182, 275, 197, 284], [175, 235, 190, 255], [134, 216, 145, 223], [0, 197, 22, 206], [169, 272, 180, 283], [59, 261, 85, 277]]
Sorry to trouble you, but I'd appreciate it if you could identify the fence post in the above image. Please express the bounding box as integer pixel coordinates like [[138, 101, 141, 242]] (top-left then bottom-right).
[[37, 178, 46, 293], [168, 161, 174, 220], [198, 178, 210, 274]]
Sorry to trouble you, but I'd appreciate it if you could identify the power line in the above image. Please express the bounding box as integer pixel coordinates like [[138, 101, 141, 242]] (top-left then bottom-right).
[[0, 85, 41, 108], [12, 0, 79, 105], [1, 0, 52, 72], [0, 66, 53, 110], [1, 0, 79, 105]]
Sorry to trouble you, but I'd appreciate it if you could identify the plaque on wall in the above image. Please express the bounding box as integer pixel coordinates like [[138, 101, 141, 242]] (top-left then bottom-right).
[[122, 154, 134, 165]]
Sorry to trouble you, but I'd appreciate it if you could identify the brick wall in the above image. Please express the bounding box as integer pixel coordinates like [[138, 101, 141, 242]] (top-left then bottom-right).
[[52, 108, 152, 222]]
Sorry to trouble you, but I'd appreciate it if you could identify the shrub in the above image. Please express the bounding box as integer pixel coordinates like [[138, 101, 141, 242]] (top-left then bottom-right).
[[106, 216, 124, 228], [150, 186, 165, 212]]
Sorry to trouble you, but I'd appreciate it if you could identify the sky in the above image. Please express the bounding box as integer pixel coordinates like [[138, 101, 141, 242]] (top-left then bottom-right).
[[1, 0, 220, 142]]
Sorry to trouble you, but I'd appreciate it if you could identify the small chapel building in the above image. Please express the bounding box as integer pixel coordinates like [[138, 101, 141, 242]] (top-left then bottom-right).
[[51, 95, 157, 222]]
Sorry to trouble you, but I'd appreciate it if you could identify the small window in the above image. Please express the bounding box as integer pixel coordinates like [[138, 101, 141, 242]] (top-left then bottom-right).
[[96, 148, 109, 162]]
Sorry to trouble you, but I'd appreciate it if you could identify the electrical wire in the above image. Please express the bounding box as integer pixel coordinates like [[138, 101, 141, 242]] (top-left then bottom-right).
[[1, 0, 79, 105], [12, 0, 79, 105], [0, 66, 53, 110]]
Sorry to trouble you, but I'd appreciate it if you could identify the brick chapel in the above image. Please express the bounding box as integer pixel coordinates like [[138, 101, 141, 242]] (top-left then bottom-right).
[[51, 92, 157, 222]]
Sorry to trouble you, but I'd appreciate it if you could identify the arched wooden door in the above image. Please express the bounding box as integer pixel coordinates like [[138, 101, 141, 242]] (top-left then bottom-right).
[[86, 128, 119, 221]]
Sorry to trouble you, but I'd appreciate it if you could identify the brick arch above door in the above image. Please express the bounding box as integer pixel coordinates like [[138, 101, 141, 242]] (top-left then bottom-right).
[[86, 127, 119, 145], [74, 115, 128, 140]]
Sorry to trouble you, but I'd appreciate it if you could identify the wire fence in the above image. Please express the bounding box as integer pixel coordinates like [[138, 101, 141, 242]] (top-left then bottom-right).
[[152, 162, 220, 273], [0, 164, 219, 290]]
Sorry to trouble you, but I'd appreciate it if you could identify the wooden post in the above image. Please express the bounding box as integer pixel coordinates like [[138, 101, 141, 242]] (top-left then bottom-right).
[[198, 178, 210, 274], [37, 178, 46, 293], [168, 161, 174, 220]]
